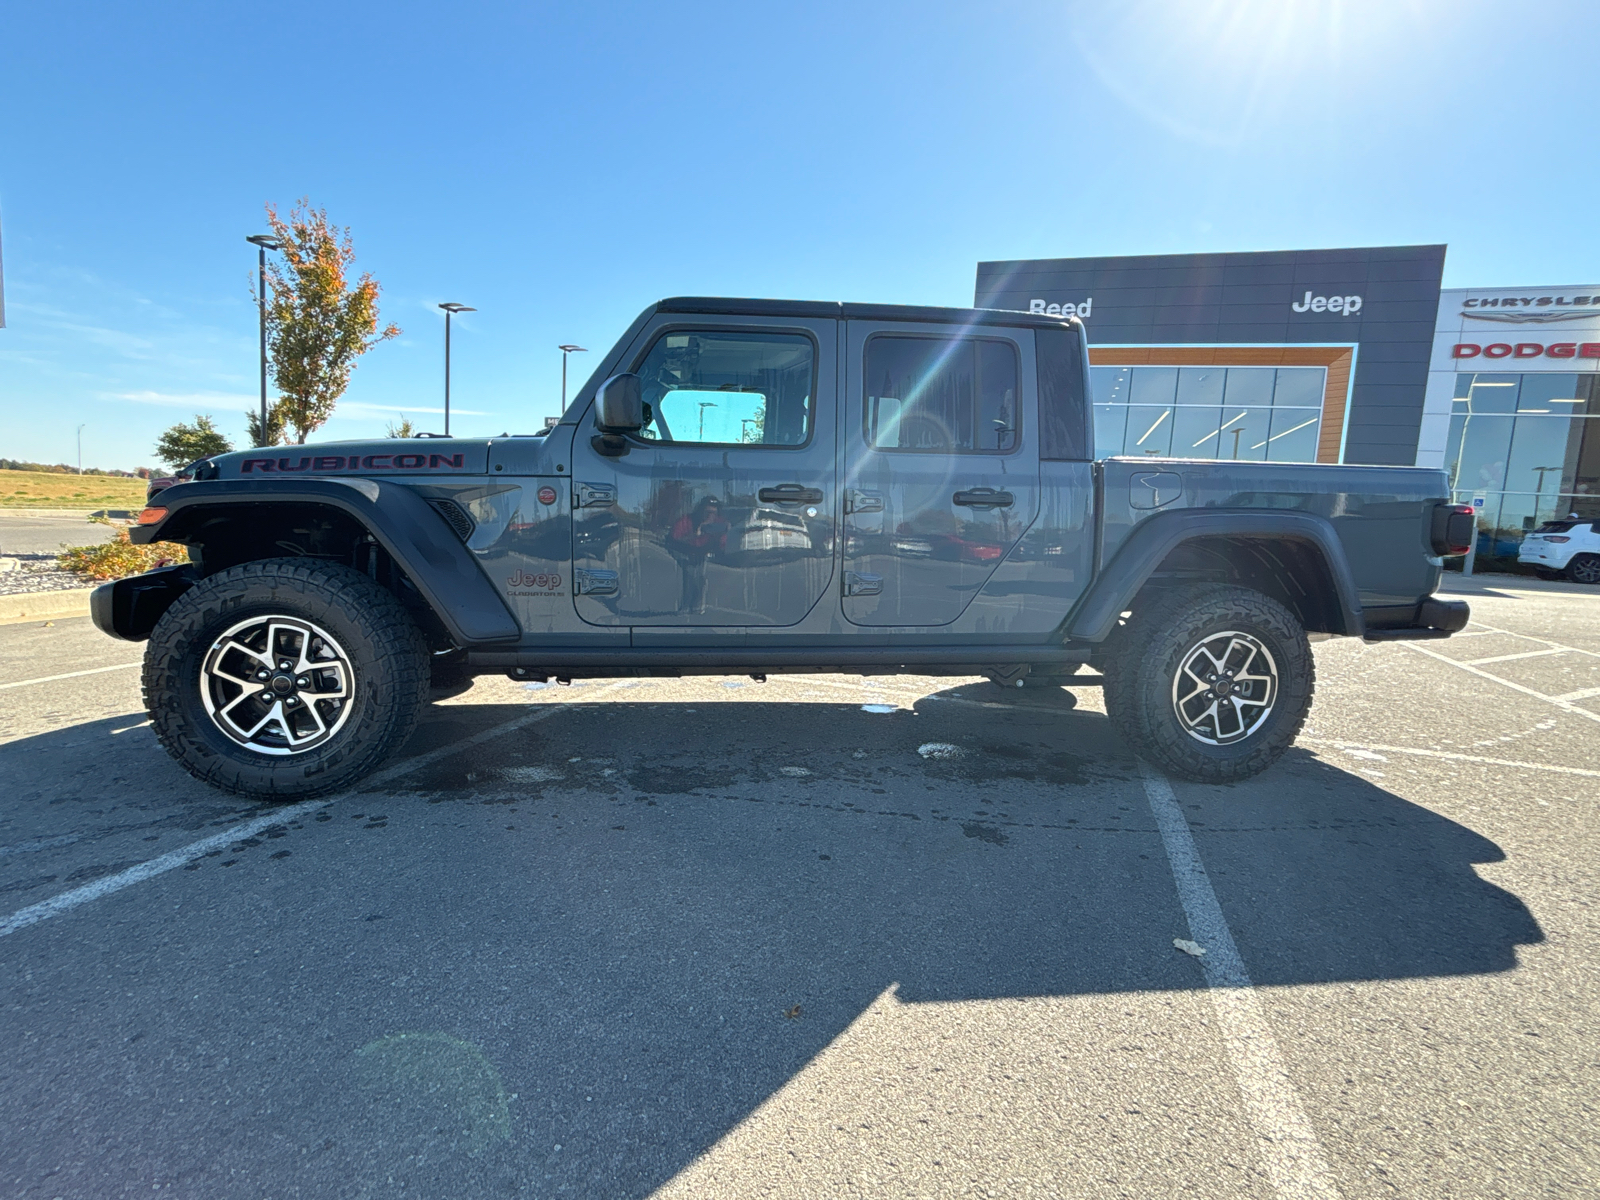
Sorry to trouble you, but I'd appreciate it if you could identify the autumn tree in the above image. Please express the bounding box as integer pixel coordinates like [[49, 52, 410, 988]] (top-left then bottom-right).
[[244, 404, 289, 448], [260, 199, 399, 444], [385, 415, 416, 438], [154, 415, 233, 472]]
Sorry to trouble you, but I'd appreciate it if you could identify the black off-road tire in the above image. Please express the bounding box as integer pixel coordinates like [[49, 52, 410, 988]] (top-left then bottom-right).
[[143, 558, 430, 799], [1565, 554, 1600, 585], [1102, 584, 1314, 783]]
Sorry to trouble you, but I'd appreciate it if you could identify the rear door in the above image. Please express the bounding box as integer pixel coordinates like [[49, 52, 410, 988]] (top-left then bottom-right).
[[840, 322, 1040, 626], [569, 317, 837, 626]]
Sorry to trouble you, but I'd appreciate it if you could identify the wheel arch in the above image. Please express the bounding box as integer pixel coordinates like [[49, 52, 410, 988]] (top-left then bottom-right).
[[109, 478, 519, 645], [1066, 509, 1365, 642]]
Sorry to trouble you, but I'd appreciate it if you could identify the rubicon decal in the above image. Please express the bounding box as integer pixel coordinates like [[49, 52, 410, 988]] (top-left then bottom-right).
[[239, 454, 469, 473], [1453, 342, 1600, 360]]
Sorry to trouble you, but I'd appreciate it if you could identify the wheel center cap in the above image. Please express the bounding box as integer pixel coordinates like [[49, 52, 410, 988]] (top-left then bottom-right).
[[1214, 678, 1233, 696], [270, 674, 296, 695]]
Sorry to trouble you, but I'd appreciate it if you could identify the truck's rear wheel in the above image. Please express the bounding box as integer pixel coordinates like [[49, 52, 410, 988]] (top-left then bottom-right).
[[143, 559, 429, 799], [1104, 584, 1313, 783]]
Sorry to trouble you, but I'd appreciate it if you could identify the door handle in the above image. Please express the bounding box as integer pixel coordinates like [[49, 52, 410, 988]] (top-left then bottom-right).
[[758, 484, 824, 504], [845, 489, 884, 515], [953, 488, 1014, 508]]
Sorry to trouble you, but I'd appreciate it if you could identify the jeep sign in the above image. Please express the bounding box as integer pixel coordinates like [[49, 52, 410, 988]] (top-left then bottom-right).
[[1292, 292, 1363, 316]]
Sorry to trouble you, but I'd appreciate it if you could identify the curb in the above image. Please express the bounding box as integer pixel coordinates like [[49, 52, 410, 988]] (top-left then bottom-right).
[[0, 509, 135, 519], [0, 587, 97, 626]]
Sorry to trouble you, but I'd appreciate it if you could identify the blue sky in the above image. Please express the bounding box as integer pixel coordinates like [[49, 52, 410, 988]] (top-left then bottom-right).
[[1, 0, 1595, 471]]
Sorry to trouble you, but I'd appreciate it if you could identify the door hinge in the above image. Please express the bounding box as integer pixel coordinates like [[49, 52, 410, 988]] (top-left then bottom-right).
[[843, 571, 883, 597], [574, 481, 617, 508], [845, 489, 884, 515], [573, 569, 620, 596]]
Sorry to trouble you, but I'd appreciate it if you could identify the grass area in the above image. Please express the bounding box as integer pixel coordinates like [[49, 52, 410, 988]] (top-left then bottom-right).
[[0, 468, 149, 509]]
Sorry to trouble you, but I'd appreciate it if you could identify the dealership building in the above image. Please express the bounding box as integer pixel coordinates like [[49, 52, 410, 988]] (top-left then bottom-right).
[[975, 246, 1599, 552]]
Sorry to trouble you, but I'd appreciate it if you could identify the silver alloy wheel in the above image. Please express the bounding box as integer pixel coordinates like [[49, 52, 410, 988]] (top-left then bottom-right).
[[1570, 555, 1600, 584], [200, 615, 355, 755], [1171, 629, 1278, 746]]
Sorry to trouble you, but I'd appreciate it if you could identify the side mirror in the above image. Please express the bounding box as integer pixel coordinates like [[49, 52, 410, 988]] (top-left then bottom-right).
[[594, 373, 644, 434]]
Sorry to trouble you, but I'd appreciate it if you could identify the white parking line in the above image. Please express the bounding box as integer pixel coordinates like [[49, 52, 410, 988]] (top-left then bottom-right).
[[1465, 648, 1568, 666], [1142, 766, 1340, 1200], [0, 661, 140, 690], [1300, 738, 1600, 780], [1403, 642, 1600, 726], [0, 684, 628, 939], [1551, 686, 1600, 704]]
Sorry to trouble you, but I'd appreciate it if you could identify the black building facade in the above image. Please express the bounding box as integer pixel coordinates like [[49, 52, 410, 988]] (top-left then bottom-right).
[[975, 245, 1446, 466]]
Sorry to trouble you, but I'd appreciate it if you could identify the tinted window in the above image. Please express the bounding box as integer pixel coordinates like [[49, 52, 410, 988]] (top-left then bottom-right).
[[634, 331, 814, 446], [1036, 327, 1089, 459], [865, 336, 1019, 453]]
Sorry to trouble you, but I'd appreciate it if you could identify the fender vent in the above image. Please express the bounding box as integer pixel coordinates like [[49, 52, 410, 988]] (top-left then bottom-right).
[[429, 499, 475, 542]]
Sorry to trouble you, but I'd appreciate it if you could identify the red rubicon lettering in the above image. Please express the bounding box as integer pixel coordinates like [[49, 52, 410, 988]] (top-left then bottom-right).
[[1514, 343, 1543, 358], [428, 453, 465, 469], [277, 457, 311, 472], [1581, 344, 1600, 359], [313, 456, 346, 470], [241, 458, 276, 472], [1548, 344, 1576, 359], [393, 453, 426, 469], [1483, 344, 1513, 358], [1452, 344, 1481, 358], [361, 455, 392, 469]]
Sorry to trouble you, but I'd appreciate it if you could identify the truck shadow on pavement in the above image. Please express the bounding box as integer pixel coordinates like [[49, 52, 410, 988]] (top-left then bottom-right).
[[0, 691, 1545, 1198]]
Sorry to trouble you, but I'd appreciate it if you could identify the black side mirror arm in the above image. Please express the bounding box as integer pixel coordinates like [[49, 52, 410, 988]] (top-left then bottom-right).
[[591, 433, 631, 457]]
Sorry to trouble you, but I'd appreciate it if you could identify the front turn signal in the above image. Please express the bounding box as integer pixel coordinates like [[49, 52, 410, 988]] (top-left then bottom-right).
[[136, 506, 168, 525]]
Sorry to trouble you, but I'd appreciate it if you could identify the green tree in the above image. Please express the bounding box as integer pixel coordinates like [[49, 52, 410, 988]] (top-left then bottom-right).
[[385, 415, 416, 438], [261, 199, 400, 444], [154, 415, 233, 472], [244, 404, 289, 448]]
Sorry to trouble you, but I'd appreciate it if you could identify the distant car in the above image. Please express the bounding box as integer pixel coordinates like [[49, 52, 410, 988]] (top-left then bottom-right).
[[1517, 518, 1600, 584]]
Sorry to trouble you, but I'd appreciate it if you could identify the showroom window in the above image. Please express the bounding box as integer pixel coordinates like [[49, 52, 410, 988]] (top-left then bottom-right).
[[1090, 366, 1325, 462], [1445, 372, 1600, 555]]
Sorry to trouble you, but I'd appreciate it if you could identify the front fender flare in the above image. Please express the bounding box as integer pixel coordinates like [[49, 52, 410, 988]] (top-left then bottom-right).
[[1065, 509, 1365, 642], [131, 477, 520, 645]]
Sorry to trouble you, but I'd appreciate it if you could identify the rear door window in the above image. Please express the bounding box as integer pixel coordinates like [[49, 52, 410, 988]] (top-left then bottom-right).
[[864, 336, 1019, 453]]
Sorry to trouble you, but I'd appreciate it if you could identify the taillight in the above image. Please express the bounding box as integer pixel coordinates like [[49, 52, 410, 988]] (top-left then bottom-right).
[[1545, 535, 1571, 543], [1430, 503, 1476, 556]]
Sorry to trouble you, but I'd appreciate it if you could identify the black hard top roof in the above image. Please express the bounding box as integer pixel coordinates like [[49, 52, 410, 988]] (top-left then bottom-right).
[[654, 296, 1081, 330]]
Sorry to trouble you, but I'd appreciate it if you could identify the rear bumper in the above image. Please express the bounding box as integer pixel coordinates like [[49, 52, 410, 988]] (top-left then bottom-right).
[[1362, 597, 1470, 643]]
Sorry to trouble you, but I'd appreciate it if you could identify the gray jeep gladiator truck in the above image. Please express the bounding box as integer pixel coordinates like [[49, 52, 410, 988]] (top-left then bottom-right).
[[96, 297, 1475, 797]]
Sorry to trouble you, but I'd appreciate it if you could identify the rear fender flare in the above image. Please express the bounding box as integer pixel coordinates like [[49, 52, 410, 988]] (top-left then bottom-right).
[[1065, 509, 1365, 642], [129, 477, 520, 645]]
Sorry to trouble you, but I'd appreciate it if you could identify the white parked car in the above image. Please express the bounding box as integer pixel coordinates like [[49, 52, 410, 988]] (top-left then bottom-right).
[[1517, 517, 1600, 584]]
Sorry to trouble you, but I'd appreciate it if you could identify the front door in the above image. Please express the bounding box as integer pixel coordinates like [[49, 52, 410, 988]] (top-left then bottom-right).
[[570, 318, 837, 626], [841, 321, 1040, 626]]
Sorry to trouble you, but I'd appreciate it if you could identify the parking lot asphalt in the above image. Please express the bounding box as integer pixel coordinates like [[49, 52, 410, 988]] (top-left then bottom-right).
[[1, 575, 1596, 1199]]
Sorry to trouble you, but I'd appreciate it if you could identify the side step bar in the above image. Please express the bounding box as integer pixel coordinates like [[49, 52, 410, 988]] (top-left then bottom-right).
[[466, 645, 1091, 672]]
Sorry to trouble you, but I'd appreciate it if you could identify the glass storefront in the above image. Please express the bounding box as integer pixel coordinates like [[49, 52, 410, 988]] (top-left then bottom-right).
[[1090, 366, 1326, 462], [1445, 372, 1600, 558]]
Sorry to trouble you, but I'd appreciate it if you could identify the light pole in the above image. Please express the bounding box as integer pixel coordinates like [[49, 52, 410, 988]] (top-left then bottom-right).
[[245, 235, 282, 445], [698, 401, 716, 440], [559, 344, 587, 410], [438, 303, 475, 436], [76, 424, 86, 474]]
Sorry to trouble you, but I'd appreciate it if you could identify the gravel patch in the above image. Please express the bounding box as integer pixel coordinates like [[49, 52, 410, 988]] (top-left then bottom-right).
[[0, 553, 92, 596]]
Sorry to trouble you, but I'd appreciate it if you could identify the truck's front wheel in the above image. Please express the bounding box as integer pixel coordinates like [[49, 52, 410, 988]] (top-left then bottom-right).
[[1104, 584, 1313, 783], [143, 559, 430, 799]]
